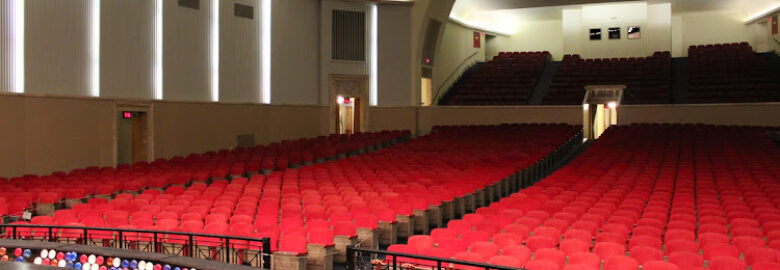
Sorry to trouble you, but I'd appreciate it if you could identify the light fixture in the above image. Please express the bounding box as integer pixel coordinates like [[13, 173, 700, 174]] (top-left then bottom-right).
[[153, 0, 163, 100], [583, 104, 589, 110], [11, 0, 24, 93], [261, 0, 271, 104], [369, 4, 378, 106], [607, 102, 617, 109], [210, 0, 219, 102], [90, 0, 100, 97], [337, 95, 345, 105]]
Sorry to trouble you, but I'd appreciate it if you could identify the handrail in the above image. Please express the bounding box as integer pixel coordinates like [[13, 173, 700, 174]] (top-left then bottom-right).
[[346, 245, 524, 270], [0, 224, 271, 269], [433, 51, 482, 103]]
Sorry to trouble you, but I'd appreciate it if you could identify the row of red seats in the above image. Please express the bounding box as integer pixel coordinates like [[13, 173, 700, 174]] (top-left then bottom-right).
[[382, 124, 780, 270], [0, 131, 409, 217], [544, 52, 671, 105], [14, 124, 581, 257], [688, 43, 777, 103], [443, 51, 551, 106]]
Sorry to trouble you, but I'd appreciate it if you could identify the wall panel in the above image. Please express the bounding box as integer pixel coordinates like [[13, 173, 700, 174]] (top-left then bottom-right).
[[220, 0, 260, 103], [101, 0, 154, 99], [272, 0, 320, 105], [163, 0, 210, 101], [25, 0, 91, 96]]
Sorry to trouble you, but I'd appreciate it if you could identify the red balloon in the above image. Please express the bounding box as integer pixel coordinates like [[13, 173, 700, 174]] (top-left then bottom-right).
[[96, 256, 104, 265], [1, 255, 8, 261], [13, 248, 21, 257], [80, 254, 88, 263]]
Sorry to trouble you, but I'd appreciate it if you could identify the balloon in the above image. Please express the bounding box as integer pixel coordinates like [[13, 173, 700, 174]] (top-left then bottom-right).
[[58, 259, 67, 267], [1, 255, 8, 261], [13, 248, 21, 257], [122, 259, 130, 268], [57, 252, 65, 260], [48, 249, 56, 260], [138, 260, 146, 270], [97, 255, 104, 265], [33, 257, 42, 265], [153, 264, 161, 270], [81, 254, 88, 264], [41, 249, 48, 258], [15, 256, 23, 262], [130, 260, 137, 269], [75, 262, 83, 269], [88, 254, 96, 264], [0, 247, 6, 255], [145, 262, 153, 270], [113, 257, 121, 267], [23, 249, 31, 258], [163, 265, 171, 270]]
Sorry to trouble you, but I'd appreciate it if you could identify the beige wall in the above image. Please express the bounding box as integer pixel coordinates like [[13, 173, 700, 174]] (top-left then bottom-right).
[[271, 0, 320, 105], [673, 9, 756, 57], [433, 22, 486, 103], [368, 106, 417, 134], [100, 0, 155, 100], [619, 103, 780, 126], [153, 101, 329, 159], [0, 94, 329, 178], [417, 106, 582, 135], [487, 19, 563, 60], [163, 0, 211, 102], [0, 94, 114, 177]]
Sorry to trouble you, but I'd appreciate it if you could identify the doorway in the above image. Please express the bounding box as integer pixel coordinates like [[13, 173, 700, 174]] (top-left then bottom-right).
[[329, 74, 368, 134], [584, 102, 618, 139], [337, 96, 361, 134], [117, 110, 150, 165]]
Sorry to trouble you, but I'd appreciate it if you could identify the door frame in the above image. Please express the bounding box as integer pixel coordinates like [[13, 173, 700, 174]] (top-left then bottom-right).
[[329, 74, 369, 134], [113, 102, 155, 165]]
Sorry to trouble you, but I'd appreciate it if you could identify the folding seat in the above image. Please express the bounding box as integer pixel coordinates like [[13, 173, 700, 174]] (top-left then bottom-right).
[[278, 234, 308, 255], [462, 230, 490, 245], [492, 233, 523, 249], [567, 252, 601, 270], [503, 224, 530, 240], [468, 241, 500, 260], [633, 226, 662, 238], [642, 261, 680, 270], [452, 252, 484, 270], [594, 242, 626, 260], [430, 228, 458, 243], [771, 239, 780, 250], [664, 229, 695, 243], [595, 232, 626, 245], [500, 245, 531, 264], [732, 227, 763, 239], [698, 223, 728, 235], [534, 248, 565, 268], [753, 262, 780, 270], [448, 220, 473, 236], [702, 243, 740, 261], [544, 219, 571, 233], [745, 247, 780, 265], [603, 256, 638, 270], [408, 235, 435, 252], [665, 239, 699, 255], [571, 221, 599, 236], [533, 226, 562, 244], [629, 246, 663, 265], [559, 239, 589, 256], [666, 220, 695, 232], [487, 255, 523, 268], [463, 214, 486, 226], [697, 232, 730, 248], [601, 223, 629, 238], [525, 236, 555, 252], [524, 260, 560, 270], [732, 236, 766, 253], [475, 222, 501, 236], [708, 256, 747, 270], [564, 229, 593, 243]]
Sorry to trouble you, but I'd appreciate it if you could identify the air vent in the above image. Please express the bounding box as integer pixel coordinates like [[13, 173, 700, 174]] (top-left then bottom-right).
[[421, 19, 442, 65], [234, 3, 254, 19], [332, 10, 366, 61], [178, 0, 199, 10]]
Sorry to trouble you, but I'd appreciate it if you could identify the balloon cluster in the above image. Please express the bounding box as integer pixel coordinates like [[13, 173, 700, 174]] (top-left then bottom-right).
[[1, 247, 194, 270]]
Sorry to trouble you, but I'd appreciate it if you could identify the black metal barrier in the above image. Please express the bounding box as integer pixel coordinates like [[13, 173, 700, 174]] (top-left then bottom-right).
[[0, 224, 271, 269], [346, 246, 524, 270]]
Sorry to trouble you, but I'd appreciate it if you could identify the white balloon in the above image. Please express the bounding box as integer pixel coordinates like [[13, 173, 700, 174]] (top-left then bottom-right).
[[48, 249, 56, 260], [40, 249, 48, 258], [88, 254, 96, 264], [58, 260, 67, 267], [145, 262, 153, 270], [33, 257, 42, 265], [113, 257, 121, 267], [91, 263, 99, 270], [82, 262, 90, 270], [139, 260, 147, 270]]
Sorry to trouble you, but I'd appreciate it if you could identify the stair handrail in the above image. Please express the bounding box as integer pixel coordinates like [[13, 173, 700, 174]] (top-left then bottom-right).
[[432, 51, 482, 104]]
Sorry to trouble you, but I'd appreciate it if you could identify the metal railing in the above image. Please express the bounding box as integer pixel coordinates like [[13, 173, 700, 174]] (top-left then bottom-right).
[[0, 224, 271, 269], [346, 246, 524, 270]]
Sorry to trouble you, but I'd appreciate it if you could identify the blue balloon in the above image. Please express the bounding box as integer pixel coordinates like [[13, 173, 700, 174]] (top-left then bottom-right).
[[122, 260, 129, 268], [174, 268, 181, 270], [130, 260, 138, 269], [163, 265, 171, 270], [15, 256, 23, 262], [22, 249, 31, 258], [75, 262, 82, 269]]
